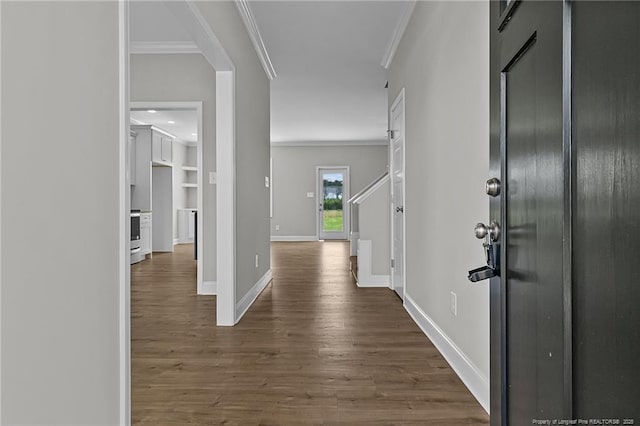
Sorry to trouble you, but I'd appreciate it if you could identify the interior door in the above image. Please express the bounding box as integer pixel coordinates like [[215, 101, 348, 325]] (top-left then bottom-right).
[[489, 1, 567, 424], [318, 167, 349, 240], [390, 91, 405, 299]]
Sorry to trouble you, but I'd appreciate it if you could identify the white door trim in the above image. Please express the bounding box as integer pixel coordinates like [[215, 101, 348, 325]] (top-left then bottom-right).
[[130, 101, 204, 295], [316, 166, 350, 240], [0, 0, 3, 419], [389, 88, 406, 299], [216, 71, 236, 326], [118, 1, 131, 424]]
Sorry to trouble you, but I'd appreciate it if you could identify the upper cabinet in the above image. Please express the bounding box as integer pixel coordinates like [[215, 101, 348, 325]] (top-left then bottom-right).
[[131, 124, 175, 211], [152, 131, 173, 166]]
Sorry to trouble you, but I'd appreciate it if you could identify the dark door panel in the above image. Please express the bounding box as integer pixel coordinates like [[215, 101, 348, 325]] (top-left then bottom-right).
[[490, 1, 566, 424], [572, 1, 640, 419], [504, 38, 565, 422], [490, 1, 640, 424]]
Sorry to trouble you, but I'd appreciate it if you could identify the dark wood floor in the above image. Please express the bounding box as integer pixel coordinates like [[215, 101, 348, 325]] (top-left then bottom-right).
[[132, 241, 489, 425]]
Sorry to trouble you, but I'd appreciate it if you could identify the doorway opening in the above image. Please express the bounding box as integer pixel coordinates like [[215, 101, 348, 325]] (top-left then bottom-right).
[[317, 166, 350, 240], [390, 89, 406, 300], [129, 103, 204, 293]]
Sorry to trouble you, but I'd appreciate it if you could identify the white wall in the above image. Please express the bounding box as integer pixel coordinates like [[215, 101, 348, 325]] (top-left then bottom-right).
[[271, 145, 388, 238], [1, 1, 121, 423], [358, 180, 390, 276], [195, 2, 271, 305], [130, 53, 216, 282], [388, 1, 490, 410]]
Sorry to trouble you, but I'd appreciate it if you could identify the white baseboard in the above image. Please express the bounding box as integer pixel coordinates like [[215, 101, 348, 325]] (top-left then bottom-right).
[[404, 293, 489, 413], [199, 281, 217, 295], [270, 235, 317, 242], [235, 269, 272, 323], [357, 275, 390, 287], [356, 239, 390, 287], [174, 238, 194, 245]]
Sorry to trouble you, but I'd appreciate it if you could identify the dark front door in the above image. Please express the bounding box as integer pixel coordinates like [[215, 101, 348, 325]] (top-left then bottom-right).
[[489, 1, 640, 425], [571, 2, 640, 420], [490, 1, 567, 424]]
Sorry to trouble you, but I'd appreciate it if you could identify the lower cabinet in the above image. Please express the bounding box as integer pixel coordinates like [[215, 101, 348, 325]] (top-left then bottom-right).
[[178, 209, 196, 243], [140, 213, 152, 256]]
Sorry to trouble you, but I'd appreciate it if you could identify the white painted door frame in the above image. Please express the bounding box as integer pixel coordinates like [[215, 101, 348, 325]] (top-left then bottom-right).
[[316, 166, 350, 240], [118, 1, 131, 424], [130, 101, 204, 294], [215, 71, 236, 326], [389, 89, 406, 300], [119, 0, 238, 422]]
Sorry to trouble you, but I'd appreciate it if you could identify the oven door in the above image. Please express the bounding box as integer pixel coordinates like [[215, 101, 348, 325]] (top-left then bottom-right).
[[131, 212, 141, 250]]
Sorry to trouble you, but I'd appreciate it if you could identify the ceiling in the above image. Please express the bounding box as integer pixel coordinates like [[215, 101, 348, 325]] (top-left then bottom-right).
[[250, 1, 409, 143], [129, 1, 411, 145], [130, 109, 198, 144]]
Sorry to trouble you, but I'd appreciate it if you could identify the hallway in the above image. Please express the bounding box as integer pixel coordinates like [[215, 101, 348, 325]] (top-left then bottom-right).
[[132, 242, 489, 424]]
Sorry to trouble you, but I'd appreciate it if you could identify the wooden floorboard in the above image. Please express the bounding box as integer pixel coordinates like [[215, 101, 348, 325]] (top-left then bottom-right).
[[132, 241, 489, 425]]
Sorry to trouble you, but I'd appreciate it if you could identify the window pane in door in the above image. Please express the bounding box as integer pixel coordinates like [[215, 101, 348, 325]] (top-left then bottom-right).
[[322, 172, 343, 232]]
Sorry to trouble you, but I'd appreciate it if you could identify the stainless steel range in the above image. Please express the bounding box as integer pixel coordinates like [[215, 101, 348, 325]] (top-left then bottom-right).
[[130, 210, 141, 254]]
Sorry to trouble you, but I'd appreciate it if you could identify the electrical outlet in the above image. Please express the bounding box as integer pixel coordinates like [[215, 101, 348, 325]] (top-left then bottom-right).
[[307, 192, 314, 198], [275, 225, 280, 231], [255, 254, 259, 268], [265, 176, 270, 188], [450, 292, 457, 316]]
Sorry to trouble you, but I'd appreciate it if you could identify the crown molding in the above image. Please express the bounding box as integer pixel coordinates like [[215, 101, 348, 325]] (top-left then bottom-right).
[[130, 41, 201, 55], [271, 140, 388, 148], [381, 1, 417, 69], [162, 0, 234, 72], [234, 0, 277, 80]]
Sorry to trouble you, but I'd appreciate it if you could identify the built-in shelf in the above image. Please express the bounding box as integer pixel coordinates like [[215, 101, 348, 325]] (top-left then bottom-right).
[[182, 183, 198, 188], [182, 166, 198, 172]]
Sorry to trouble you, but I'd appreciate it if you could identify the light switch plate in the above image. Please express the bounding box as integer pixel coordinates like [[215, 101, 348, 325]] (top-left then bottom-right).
[[450, 292, 457, 316], [209, 172, 217, 184]]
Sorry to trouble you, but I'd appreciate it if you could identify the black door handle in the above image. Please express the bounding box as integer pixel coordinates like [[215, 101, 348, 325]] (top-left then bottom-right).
[[468, 237, 500, 283], [468, 265, 496, 282]]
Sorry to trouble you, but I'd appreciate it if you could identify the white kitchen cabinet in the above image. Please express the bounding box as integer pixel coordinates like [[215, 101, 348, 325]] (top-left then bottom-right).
[[140, 213, 152, 256], [131, 124, 175, 211], [161, 135, 173, 163], [178, 209, 196, 243], [152, 130, 173, 166]]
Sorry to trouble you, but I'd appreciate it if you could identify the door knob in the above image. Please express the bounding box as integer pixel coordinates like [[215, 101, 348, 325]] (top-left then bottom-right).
[[474, 221, 500, 242], [396, 206, 404, 213], [474, 223, 489, 239], [485, 178, 501, 197]]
